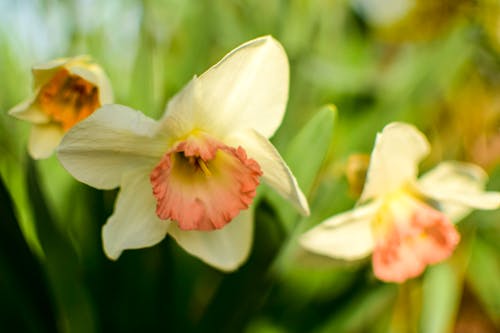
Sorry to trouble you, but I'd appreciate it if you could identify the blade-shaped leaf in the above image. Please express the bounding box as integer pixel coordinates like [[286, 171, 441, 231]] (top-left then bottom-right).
[[267, 104, 336, 231], [26, 158, 97, 333]]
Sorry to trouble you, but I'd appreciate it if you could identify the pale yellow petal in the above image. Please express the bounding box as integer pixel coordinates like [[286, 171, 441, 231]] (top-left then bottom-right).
[[57, 105, 164, 189], [32, 57, 69, 89], [102, 168, 170, 260], [28, 123, 64, 159], [300, 203, 378, 260], [161, 36, 289, 140], [8, 96, 49, 124], [228, 129, 309, 216], [418, 161, 500, 221], [168, 208, 254, 271], [67, 61, 114, 104], [360, 122, 430, 202]]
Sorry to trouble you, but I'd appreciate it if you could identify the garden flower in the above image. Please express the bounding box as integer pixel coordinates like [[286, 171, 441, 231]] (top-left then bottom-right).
[[300, 122, 500, 283], [8, 56, 113, 159], [57, 36, 309, 271]]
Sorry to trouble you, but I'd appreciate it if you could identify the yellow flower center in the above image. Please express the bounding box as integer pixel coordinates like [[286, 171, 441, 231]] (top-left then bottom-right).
[[37, 68, 101, 131], [371, 189, 412, 237]]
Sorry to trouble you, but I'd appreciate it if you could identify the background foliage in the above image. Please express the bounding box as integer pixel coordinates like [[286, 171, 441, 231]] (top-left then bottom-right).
[[1, 0, 499, 332]]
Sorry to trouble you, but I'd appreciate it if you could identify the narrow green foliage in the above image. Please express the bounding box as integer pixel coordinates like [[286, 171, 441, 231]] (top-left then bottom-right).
[[268, 104, 336, 231]]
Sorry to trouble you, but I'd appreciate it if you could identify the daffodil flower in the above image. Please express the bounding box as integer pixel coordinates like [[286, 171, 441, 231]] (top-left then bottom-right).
[[57, 36, 309, 271], [300, 122, 500, 283], [8, 56, 113, 159]]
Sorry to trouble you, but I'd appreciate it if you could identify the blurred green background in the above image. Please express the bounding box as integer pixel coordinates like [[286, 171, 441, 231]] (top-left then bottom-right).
[[1, 0, 499, 332]]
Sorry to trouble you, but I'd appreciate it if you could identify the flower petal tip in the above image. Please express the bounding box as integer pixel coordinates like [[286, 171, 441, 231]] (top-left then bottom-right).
[[297, 191, 311, 216], [168, 208, 254, 271], [102, 226, 122, 261], [360, 121, 431, 201], [299, 208, 375, 261]]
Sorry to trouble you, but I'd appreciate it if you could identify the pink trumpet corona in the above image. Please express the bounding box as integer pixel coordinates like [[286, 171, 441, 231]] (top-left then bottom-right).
[[150, 133, 262, 231]]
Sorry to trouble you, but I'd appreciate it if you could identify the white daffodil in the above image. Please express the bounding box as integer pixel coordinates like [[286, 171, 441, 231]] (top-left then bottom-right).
[[57, 36, 309, 271], [8, 56, 113, 159], [300, 122, 500, 283]]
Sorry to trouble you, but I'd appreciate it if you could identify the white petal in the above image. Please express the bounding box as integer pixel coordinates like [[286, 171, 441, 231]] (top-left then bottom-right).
[[158, 78, 200, 140], [29, 123, 64, 159], [102, 168, 170, 260], [162, 36, 289, 139], [168, 208, 254, 271], [418, 161, 500, 221], [228, 129, 309, 216], [360, 122, 430, 202], [8, 96, 49, 124], [300, 204, 378, 260], [57, 104, 165, 190]]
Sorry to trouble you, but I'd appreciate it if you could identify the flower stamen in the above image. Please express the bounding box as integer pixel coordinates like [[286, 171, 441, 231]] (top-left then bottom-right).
[[197, 158, 212, 177]]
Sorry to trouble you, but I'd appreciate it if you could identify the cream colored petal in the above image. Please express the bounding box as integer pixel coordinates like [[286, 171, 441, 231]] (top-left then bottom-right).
[[168, 208, 253, 272], [418, 161, 500, 221], [102, 168, 170, 260], [28, 123, 64, 159], [67, 62, 114, 104], [8, 95, 49, 124], [32, 58, 69, 89], [158, 78, 200, 141], [437, 192, 500, 210], [300, 203, 378, 260], [57, 104, 165, 190], [162, 36, 289, 139], [32, 57, 70, 71], [228, 129, 309, 216], [360, 122, 430, 202]]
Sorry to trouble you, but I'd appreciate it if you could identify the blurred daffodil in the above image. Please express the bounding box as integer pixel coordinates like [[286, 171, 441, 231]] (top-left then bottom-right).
[[353, 0, 470, 41], [57, 36, 309, 271], [300, 122, 500, 283], [8, 56, 113, 159]]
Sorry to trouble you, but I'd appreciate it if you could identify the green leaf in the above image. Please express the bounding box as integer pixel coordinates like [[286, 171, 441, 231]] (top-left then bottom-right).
[[313, 284, 397, 333], [26, 159, 97, 333], [0, 177, 57, 331], [0, 118, 43, 258], [420, 263, 462, 333], [267, 104, 337, 231], [466, 237, 500, 326], [128, 20, 156, 118], [285, 104, 337, 196]]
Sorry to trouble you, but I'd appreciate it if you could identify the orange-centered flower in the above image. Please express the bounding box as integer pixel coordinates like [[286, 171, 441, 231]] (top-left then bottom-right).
[[9, 56, 113, 159], [300, 122, 500, 283], [57, 36, 309, 271]]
